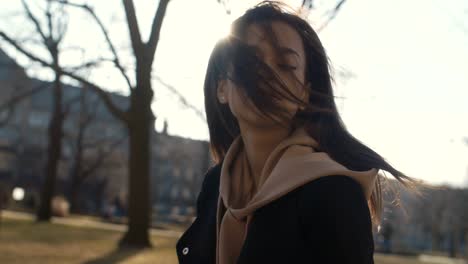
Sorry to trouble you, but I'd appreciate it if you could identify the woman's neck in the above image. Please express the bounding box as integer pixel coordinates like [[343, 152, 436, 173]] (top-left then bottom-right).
[[238, 121, 292, 183]]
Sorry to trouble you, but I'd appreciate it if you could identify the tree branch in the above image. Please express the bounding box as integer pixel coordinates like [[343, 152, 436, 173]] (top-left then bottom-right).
[[57, 15, 68, 43], [122, 0, 143, 60], [0, 82, 48, 111], [15, 37, 44, 46], [0, 31, 129, 123], [147, 0, 170, 63], [301, 0, 314, 9], [62, 93, 84, 117], [22, 0, 48, 43], [81, 135, 127, 180], [46, 0, 54, 40], [317, 0, 346, 32], [54, 0, 133, 90], [216, 0, 231, 15], [64, 57, 112, 72], [0, 82, 49, 127], [153, 76, 206, 122]]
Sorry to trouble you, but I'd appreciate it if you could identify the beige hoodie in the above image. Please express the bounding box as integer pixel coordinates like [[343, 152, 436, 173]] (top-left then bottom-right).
[[215, 125, 379, 264]]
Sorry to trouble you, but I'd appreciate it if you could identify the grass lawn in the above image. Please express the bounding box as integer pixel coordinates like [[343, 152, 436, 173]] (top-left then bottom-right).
[[0, 218, 178, 264], [0, 217, 464, 264], [375, 254, 428, 264]]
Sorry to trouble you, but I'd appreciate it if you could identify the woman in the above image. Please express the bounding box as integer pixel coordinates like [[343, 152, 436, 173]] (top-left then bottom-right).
[[176, 1, 424, 263]]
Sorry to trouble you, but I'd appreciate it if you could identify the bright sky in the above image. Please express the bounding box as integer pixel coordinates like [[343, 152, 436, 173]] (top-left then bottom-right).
[[1, 0, 467, 187]]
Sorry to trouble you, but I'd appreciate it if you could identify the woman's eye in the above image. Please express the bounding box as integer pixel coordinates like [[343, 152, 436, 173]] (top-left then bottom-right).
[[278, 64, 297, 71]]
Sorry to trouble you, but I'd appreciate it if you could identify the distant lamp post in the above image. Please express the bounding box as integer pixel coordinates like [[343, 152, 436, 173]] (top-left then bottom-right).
[[12, 187, 25, 202]]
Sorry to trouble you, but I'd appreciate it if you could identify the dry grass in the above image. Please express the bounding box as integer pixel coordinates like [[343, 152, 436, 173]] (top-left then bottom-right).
[[0, 218, 464, 264], [375, 254, 425, 264], [0, 218, 178, 264]]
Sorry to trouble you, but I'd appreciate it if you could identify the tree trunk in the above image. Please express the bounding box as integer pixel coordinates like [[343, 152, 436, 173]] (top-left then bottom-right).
[[119, 70, 153, 248], [68, 116, 85, 214], [37, 57, 63, 221], [449, 230, 457, 258], [68, 164, 82, 214], [465, 232, 468, 262], [431, 230, 442, 252]]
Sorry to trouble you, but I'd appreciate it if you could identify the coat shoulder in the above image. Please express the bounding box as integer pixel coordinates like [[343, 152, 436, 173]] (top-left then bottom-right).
[[296, 175, 370, 221], [200, 163, 222, 196], [297, 175, 367, 202], [295, 175, 375, 263], [196, 163, 222, 214]]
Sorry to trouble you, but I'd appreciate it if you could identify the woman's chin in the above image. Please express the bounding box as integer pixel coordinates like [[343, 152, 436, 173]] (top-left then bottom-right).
[[240, 112, 290, 129]]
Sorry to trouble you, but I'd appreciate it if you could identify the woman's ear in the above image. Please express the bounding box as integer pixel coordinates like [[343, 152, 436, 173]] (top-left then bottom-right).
[[217, 79, 228, 104]]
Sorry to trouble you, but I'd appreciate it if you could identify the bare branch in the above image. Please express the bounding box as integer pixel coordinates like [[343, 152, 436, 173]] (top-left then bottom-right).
[[147, 0, 170, 62], [62, 93, 83, 117], [46, 0, 54, 40], [55, 0, 133, 89], [153, 76, 206, 122], [55, 4, 69, 43], [22, 0, 48, 43], [216, 0, 231, 15], [15, 37, 44, 46], [316, 0, 346, 32], [301, 0, 314, 9], [0, 82, 48, 111], [64, 57, 112, 72], [78, 86, 100, 130], [0, 31, 129, 122], [81, 135, 127, 180], [0, 82, 49, 127], [122, 0, 144, 60]]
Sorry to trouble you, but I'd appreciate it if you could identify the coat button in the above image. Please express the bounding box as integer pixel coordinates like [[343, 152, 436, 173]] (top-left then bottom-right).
[[182, 247, 189, 255]]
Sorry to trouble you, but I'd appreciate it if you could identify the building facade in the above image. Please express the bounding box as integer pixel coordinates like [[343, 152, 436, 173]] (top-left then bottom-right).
[[0, 49, 211, 222]]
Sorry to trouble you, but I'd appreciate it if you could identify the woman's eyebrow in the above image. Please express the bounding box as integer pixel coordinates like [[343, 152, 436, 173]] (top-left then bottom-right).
[[279, 47, 300, 58]]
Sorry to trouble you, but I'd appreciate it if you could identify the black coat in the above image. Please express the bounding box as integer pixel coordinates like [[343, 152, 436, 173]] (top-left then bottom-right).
[[176, 163, 375, 264]]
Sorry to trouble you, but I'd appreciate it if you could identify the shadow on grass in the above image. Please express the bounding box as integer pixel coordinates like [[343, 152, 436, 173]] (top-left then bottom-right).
[[83, 247, 142, 264]]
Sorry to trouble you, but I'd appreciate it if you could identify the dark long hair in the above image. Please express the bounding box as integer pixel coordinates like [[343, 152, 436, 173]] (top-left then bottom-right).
[[203, 1, 429, 225]]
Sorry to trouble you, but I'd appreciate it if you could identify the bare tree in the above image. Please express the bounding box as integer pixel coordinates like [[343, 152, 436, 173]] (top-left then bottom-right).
[[1, 0, 347, 247], [0, 83, 48, 127], [6, 0, 69, 221], [300, 0, 347, 27], [65, 85, 126, 213]]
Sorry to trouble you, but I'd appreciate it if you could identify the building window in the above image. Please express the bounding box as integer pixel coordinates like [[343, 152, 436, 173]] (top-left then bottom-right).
[[186, 168, 194, 181], [171, 187, 178, 198], [28, 111, 49, 127], [173, 167, 181, 178], [0, 110, 8, 121], [182, 188, 190, 199]]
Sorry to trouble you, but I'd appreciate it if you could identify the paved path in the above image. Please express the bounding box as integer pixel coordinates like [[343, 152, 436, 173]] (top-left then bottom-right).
[[1, 210, 183, 238], [417, 254, 466, 264]]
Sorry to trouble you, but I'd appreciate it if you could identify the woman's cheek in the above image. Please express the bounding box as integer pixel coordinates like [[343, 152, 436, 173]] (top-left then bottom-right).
[[234, 97, 263, 121]]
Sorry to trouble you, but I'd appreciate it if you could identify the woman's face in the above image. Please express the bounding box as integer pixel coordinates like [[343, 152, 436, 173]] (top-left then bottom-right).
[[217, 21, 309, 128]]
